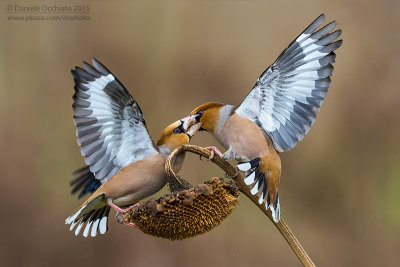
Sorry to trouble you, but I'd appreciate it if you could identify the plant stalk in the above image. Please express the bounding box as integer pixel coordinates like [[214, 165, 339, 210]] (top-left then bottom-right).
[[165, 144, 315, 267]]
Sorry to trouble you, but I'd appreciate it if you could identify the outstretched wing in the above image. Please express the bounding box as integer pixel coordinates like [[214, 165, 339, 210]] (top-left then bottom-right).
[[72, 58, 158, 182], [236, 14, 342, 152]]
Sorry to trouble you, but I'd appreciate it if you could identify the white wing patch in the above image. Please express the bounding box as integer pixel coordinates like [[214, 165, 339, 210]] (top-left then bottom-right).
[[236, 14, 342, 152], [72, 58, 158, 182]]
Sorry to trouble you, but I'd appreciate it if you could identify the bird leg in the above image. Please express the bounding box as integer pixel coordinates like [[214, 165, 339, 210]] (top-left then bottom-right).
[[109, 202, 139, 228], [205, 146, 239, 177], [109, 202, 139, 214], [222, 147, 242, 178], [221, 147, 234, 161], [205, 146, 223, 160]]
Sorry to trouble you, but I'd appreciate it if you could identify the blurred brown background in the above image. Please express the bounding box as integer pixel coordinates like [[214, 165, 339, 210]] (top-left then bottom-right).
[[1, 0, 400, 266]]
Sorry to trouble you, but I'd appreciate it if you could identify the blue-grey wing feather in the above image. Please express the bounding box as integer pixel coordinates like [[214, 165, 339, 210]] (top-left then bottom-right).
[[72, 59, 158, 182], [236, 14, 342, 151]]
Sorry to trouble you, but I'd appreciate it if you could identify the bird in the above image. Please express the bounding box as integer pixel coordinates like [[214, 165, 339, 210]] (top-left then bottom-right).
[[65, 58, 202, 237], [181, 14, 342, 222]]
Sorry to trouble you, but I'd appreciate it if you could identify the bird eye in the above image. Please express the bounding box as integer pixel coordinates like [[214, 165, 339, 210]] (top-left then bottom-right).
[[173, 127, 181, 134]]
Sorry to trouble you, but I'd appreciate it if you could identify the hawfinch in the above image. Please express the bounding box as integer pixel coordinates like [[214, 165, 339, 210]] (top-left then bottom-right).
[[183, 14, 342, 222], [65, 59, 201, 237]]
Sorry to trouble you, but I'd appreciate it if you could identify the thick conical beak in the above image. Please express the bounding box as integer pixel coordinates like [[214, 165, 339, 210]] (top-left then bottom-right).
[[186, 121, 203, 137], [181, 115, 202, 137], [181, 115, 198, 130]]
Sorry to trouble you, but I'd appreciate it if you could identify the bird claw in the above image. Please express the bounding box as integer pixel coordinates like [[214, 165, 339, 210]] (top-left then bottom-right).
[[115, 212, 125, 224], [205, 146, 223, 160], [124, 203, 140, 213], [112, 203, 140, 229]]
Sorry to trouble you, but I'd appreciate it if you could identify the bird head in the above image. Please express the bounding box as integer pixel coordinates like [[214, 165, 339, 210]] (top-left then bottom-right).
[[183, 102, 226, 134], [156, 118, 202, 153]]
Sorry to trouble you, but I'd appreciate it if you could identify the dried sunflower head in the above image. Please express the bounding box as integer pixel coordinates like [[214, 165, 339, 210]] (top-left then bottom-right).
[[120, 177, 239, 240]]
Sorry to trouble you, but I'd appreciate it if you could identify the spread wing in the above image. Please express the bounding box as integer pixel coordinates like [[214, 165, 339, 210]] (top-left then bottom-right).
[[235, 14, 342, 152], [72, 58, 158, 182]]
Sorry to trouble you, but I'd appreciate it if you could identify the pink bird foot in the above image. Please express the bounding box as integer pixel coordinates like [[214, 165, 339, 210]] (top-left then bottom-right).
[[109, 202, 140, 228], [205, 146, 223, 160], [109, 202, 139, 214]]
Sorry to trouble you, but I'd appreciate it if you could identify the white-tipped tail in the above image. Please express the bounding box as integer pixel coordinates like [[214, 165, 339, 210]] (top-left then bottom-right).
[[91, 219, 100, 237], [83, 221, 93, 237], [99, 217, 107, 234], [238, 158, 281, 222], [65, 205, 110, 238], [267, 196, 281, 223], [74, 221, 85, 236]]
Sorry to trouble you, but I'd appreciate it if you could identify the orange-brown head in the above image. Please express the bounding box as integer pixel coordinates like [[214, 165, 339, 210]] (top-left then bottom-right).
[[188, 102, 226, 133], [156, 119, 202, 153]]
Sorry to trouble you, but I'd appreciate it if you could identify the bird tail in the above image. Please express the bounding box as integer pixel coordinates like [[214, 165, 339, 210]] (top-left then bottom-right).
[[70, 166, 101, 199], [65, 192, 110, 237], [237, 158, 281, 222]]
